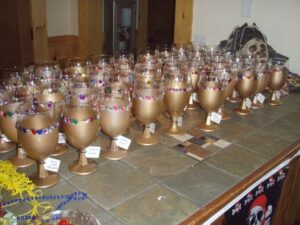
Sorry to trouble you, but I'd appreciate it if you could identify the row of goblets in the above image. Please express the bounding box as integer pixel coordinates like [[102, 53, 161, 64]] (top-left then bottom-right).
[[0, 53, 288, 189]]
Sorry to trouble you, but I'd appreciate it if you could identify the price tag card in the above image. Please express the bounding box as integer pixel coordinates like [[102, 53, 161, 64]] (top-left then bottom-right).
[[275, 91, 281, 99], [44, 157, 61, 172], [192, 93, 198, 102], [149, 123, 156, 134], [257, 93, 266, 104], [2, 135, 11, 143], [177, 117, 183, 127], [210, 112, 222, 124], [116, 135, 131, 150], [245, 98, 252, 108], [85, 146, 101, 158], [58, 133, 66, 144]]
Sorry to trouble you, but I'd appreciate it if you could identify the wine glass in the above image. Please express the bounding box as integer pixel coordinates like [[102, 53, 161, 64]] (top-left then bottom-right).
[[198, 74, 223, 132], [63, 96, 100, 175], [187, 58, 200, 110], [133, 80, 164, 145], [268, 58, 289, 106], [164, 68, 191, 136], [252, 62, 270, 109], [99, 84, 131, 160], [0, 89, 16, 153], [17, 101, 59, 188], [36, 82, 67, 156], [234, 64, 257, 116], [66, 57, 89, 82]]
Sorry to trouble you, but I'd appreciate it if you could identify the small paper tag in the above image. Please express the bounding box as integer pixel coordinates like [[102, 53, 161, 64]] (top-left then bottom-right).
[[58, 133, 66, 144], [149, 123, 155, 134], [2, 135, 11, 143], [210, 112, 222, 124], [85, 146, 101, 158], [192, 93, 198, 102], [44, 157, 61, 172], [116, 135, 131, 150], [245, 98, 252, 108], [177, 117, 183, 127], [257, 93, 265, 104], [275, 91, 281, 100]]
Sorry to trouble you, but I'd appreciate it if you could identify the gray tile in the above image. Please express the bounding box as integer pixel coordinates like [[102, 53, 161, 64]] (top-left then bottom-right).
[[205, 144, 269, 178], [213, 120, 255, 143], [68, 161, 155, 210], [236, 129, 292, 158], [123, 144, 198, 181], [111, 185, 198, 225], [163, 163, 240, 206]]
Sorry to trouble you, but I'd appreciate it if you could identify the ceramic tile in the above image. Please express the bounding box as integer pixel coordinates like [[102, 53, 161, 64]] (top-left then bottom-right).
[[213, 120, 255, 143], [236, 129, 292, 157], [111, 185, 198, 225], [67, 161, 155, 210], [205, 144, 269, 177], [163, 163, 240, 206], [123, 144, 197, 181]]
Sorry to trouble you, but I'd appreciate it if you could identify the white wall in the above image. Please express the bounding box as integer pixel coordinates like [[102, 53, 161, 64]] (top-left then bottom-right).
[[46, 0, 78, 36], [192, 0, 300, 73]]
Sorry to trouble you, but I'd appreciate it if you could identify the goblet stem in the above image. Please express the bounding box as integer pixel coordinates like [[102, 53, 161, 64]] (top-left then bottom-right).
[[165, 116, 185, 136], [143, 125, 151, 139], [187, 94, 198, 110], [9, 144, 35, 168], [102, 137, 128, 160], [198, 113, 219, 132], [234, 98, 252, 116], [134, 125, 159, 146], [251, 94, 264, 109], [78, 149, 88, 166], [206, 113, 212, 126], [253, 94, 258, 104], [218, 104, 230, 120], [30, 161, 59, 189], [268, 91, 281, 106]]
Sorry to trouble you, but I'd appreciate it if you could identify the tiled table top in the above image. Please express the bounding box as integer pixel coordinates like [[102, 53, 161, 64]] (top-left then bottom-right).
[[1, 91, 300, 225]]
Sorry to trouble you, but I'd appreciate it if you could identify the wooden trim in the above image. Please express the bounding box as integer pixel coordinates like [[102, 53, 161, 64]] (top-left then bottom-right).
[[180, 140, 300, 225], [48, 35, 79, 61], [174, 0, 193, 44]]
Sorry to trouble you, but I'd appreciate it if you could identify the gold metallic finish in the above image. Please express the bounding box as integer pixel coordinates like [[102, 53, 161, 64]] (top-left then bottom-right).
[[164, 82, 191, 135], [64, 106, 99, 174], [30, 162, 59, 188], [234, 70, 256, 116], [133, 89, 162, 145], [100, 98, 131, 160], [187, 68, 199, 110], [268, 69, 288, 106], [252, 70, 270, 109], [198, 80, 222, 131], [8, 146, 35, 168]]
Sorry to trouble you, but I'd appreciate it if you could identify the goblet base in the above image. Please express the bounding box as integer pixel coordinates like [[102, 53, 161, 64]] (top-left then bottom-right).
[[268, 99, 282, 106], [0, 141, 15, 153], [69, 160, 98, 175], [102, 149, 128, 160], [30, 172, 60, 189], [187, 102, 198, 110], [135, 133, 159, 146], [198, 123, 219, 132], [165, 127, 185, 136], [234, 108, 253, 116], [51, 144, 68, 157], [9, 155, 35, 168], [227, 96, 242, 103], [251, 102, 264, 109]]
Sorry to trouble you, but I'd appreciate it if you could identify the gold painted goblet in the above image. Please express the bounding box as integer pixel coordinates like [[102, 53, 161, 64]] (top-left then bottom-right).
[[133, 80, 164, 145], [218, 68, 237, 120], [17, 101, 59, 188], [234, 65, 257, 116], [0, 90, 15, 153], [36, 84, 67, 156], [164, 69, 191, 136], [187, 59, 200, 110], [63, 97, 100, 175], [252, 63, 270, 109], [268, 58, 288, 106], [198, 75, 223, 132], [100, 85, 131, 160]]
